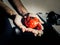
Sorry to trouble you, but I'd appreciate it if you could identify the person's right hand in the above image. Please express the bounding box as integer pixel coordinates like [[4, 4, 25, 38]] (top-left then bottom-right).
[[14, 14, 27, 32]]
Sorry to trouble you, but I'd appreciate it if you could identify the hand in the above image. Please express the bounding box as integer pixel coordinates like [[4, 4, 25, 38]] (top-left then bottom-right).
[[14, 14, 27, 32], [24, 13, 44, 36]]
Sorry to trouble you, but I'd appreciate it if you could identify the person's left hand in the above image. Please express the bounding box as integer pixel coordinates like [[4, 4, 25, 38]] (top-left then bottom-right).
[[24, 13, 44, 36]]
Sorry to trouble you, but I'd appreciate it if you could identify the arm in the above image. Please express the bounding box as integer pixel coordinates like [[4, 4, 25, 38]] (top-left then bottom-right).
[[8, 0, 28, 16], [0, 0, 17, 16]]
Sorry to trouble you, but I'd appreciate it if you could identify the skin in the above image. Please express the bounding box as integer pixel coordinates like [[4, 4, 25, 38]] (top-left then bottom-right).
[[0, 0, 44, 36]]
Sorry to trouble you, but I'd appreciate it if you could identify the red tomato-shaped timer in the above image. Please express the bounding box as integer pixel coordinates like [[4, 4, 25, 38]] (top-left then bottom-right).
[[24, 16, 42, 30]]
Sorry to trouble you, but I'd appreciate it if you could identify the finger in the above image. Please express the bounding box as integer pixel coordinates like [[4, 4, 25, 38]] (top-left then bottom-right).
[[38, 33, 42, 37], [35, 15, 44, 24], [38, 30, 43, 36], [26, 28, 39, 35], [34, 33, 37, 36], [25, 28, 33, 32], [22, 28, 26, 32], [32, 29, 43, 37], [38, 23, 44, 30], [39, 19, 44, 24], [32, 30, 39, 36], [25, 28, 43, 37], [25, 28, 38, 35], [32, 30, 37, 34]]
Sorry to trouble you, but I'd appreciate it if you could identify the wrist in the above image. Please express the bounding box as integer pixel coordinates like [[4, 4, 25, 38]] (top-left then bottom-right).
[[17, 7, 29, 16]]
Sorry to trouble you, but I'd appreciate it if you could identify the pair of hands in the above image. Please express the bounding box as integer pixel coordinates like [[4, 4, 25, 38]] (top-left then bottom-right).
[[14, 13, 44, 36], [0, 0, 44, 36]]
